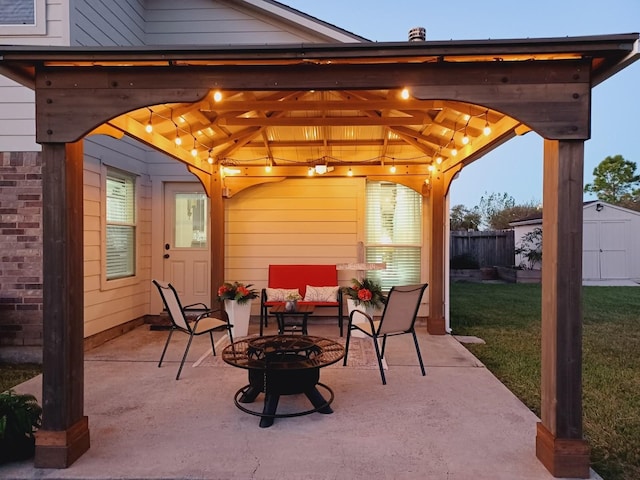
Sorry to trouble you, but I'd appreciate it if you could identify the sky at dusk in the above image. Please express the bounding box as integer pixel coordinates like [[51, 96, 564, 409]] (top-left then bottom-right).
[[282, 0, 640, 208]]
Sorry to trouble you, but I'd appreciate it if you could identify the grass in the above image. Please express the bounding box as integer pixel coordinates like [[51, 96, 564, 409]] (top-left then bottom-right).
[[450, 282, 640, 480], [0, 363, 42, 393]]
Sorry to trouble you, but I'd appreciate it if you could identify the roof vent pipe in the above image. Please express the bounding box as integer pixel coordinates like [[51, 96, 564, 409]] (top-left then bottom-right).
[[408, 27, 426, 41]]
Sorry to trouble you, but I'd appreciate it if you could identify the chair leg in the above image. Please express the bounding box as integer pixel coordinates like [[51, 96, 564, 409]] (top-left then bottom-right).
[[371, 334, 387, 385], [158, 328, 174, 367], [412, 329, 426, 376], [338, 306, 343, 337], [380, 334, 388, 358], [209, 331, 216, 356], [227, 325, 234, 345], [176, 333, 195, 380], [342, 325, 352, 366]]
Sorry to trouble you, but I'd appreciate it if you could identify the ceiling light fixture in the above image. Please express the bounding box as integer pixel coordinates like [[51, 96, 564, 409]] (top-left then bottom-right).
[[191, 137, 198, 157], [390, 159, 396, 174], [315, 164, 328, 175]]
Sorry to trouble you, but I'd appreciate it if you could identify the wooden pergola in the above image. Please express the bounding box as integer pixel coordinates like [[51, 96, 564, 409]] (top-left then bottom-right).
[[1, 33, 638, 477]]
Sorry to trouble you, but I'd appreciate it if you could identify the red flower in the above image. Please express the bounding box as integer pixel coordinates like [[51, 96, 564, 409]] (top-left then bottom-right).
[[217, 285, 229, 296], [237, 286, 249, 296], [358, 289, 372, 302]]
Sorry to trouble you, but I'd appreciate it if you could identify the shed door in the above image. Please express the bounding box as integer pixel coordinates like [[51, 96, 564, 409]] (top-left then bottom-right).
[[582, 220, 627, 280]]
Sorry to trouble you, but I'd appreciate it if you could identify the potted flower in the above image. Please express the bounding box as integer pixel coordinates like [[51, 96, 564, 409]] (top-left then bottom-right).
[[284, 291, 302, 312], [217, 282, 258, 337], [0, 389, 42, 464], [343, 277, 386, 311]]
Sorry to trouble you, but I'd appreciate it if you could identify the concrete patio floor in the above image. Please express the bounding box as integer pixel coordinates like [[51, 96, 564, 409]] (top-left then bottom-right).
[[3, 319, 602, 480]]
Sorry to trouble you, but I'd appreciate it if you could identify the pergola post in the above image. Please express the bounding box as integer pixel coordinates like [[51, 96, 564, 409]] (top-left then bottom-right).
[[35, 142, 90, 468], [210, 165, 225, 303], [427, 173, 446, 334], [536, 139, 590, 478]]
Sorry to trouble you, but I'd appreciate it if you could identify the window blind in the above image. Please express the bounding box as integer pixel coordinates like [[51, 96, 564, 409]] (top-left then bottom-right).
[[106, 170, 136, 279], [365, 182, 422, 291]]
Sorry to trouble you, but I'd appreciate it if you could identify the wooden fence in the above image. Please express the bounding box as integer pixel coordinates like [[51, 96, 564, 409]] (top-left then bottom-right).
[[450, 230, 515, 267]]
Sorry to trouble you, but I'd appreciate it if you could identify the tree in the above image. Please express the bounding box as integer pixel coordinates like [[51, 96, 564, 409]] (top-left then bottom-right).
[[449, 204, 481, 231], [478, 192, 541, 230], [584, 155, 640, 205], [514, 227, 542, 269]]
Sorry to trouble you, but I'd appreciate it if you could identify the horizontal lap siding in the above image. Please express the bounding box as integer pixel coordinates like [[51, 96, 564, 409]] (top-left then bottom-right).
[[144, 0, 321, 45], [225, 177, 363, 290], [82, 138, 152, 337]]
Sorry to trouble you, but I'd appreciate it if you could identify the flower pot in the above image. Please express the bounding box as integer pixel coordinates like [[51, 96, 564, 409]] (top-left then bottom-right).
[[285, 300, 297, 312], [224, 299, 252, 338]]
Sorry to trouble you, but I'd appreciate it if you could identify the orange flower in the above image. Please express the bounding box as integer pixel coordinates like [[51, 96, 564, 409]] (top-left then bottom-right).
[[357, 289, 372, 302]]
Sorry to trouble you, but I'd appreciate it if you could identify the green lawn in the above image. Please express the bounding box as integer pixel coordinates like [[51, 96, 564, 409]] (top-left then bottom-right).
[[0, 363, 42, 393], [450, 282, 640, 480]]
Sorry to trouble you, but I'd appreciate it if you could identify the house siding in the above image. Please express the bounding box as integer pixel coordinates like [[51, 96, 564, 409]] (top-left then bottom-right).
[[69, 0, 145, 47]]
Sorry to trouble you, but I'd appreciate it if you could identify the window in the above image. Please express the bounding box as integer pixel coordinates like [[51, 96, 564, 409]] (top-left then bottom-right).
[[106, 168, 136, 280], [365, 181, 422, 291], [0, 0, 46, 35]]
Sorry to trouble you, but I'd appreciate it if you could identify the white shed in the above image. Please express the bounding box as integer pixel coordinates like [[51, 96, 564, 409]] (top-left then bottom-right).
[[510, 201, 640, 281]]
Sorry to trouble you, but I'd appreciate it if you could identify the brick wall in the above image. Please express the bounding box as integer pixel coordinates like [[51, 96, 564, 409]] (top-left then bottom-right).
[[0, 151, 43, 347]]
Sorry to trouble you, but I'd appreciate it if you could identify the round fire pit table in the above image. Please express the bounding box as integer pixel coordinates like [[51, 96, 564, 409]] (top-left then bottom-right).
[[222, 335, 344, 427]]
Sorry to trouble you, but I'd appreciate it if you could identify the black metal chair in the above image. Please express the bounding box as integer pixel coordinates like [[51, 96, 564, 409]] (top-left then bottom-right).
[[152, 280, 234, 380], [343, 283, 428, 385]]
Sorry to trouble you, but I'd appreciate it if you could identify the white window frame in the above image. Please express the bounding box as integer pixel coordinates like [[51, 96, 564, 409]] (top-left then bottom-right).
[[101, 165, 139, 290], [0, 0, 46, 35], [365, 181, 422, 291]]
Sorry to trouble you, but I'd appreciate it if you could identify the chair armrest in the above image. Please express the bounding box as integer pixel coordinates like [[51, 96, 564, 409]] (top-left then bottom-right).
[[183, 302, 210, 311]]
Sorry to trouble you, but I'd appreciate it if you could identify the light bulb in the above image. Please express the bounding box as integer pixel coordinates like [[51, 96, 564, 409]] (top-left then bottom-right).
[[400, 88, 410, 100], [191, 148, 197, 157], [462, 134, 469, 145], [424, 178, 430, 185], [175, 136, 182, 146], [265, 164, 272, 173], [390, 165, 397, 173], [436, 156, 443, 165], [451, 147, 457, 156], [428, 164, 435, 172], [213, 91, 222, 102], [308, 167, 314, 176], [207, 155, 213, 165], [145, 123, 153, 134], [347, 168, 353, 177], [483, 124, 492, 136]]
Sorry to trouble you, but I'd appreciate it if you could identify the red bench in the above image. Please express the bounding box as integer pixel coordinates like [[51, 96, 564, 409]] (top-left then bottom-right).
[[260, 264, 344, 336]]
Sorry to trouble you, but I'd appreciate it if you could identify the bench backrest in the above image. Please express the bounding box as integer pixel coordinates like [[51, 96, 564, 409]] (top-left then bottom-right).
[[268, 264, 338, 298]]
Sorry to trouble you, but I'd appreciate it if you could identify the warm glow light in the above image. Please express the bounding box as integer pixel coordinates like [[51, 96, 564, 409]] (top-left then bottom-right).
[[428, 164, 435, 172], [308, 167, 315, 176], [462, 134, 469, 145], [191, 148, 197, 157], [424, 178, 430, 185], [223, 167, 241, 175], [207, 155, 214, 165], [175, 136, 182, 146], [436, 156, 443, 164], [483, 124, 492, 136], [400, 88, 410, 100], [451, 147, 457, 156], [213, 91, 222, 102], [315, 164, 328, 174], [390, 165, 397, 173], [145, 123, 153, 134], [347, 167, 353, 177], [265, 164, 272, 173]]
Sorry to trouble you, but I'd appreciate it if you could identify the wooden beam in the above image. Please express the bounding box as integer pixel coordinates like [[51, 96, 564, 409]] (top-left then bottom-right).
[[209, 166, 225, 307], [427, 172, 446, 335], [216, 116, 431, 127], [35, 142, 90, 468], [536, 139, 590, 478]]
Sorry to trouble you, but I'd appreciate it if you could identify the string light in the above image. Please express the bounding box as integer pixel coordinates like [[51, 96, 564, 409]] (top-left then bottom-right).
[[347, 167, 353, 177], [400, 88, 410, 100], [390, 159, 396, 173], [207, 150, 214, 165], [213, 91, 222, 102], [145, 108, 153, 133], [308, 167, 315, 176], [265, 159, 272, 173], [483, 110, 492, 136], [191, 137, 198, 157]]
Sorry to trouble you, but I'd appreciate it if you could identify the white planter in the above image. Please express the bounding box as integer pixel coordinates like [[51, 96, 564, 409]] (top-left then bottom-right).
[[224, 299, 252, 338], [346, 298, 375, 338]]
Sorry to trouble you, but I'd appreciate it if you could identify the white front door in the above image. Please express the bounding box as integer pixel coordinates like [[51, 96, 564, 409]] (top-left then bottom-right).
[[163, 183, 210, 306]]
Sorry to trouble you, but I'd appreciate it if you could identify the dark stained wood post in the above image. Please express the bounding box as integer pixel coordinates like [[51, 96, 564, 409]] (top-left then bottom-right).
[[427, 173, 446, 334], [209, 165, 224, 303], [35, 141, 90, 468], [536, 139, 590, 478]]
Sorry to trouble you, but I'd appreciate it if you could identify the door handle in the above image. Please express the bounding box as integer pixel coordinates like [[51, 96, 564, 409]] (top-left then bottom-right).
[[163, 254, 170, 259]]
